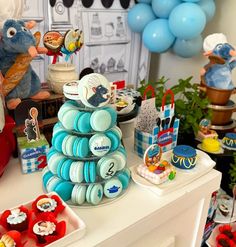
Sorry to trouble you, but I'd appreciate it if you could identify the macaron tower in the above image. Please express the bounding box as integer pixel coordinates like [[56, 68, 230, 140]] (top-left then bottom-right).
[[42, 73, 131, 205]]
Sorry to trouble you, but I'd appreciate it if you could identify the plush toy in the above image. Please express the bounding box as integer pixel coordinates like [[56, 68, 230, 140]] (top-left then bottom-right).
[[201, 33, 236, 90], [0, 19, 50, 110]]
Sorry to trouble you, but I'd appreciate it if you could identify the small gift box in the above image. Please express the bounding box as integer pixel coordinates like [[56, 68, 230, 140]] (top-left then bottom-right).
[[17, 134, 49, 174]]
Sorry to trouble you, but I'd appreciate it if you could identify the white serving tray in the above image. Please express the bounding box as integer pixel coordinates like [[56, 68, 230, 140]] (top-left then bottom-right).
[[130, 149, 215, 196], [0, 192, 86, 247]]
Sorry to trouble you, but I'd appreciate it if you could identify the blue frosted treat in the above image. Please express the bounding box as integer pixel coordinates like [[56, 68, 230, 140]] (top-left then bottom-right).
[[171, 145, 197, 170], [222, 133, 236, 149]]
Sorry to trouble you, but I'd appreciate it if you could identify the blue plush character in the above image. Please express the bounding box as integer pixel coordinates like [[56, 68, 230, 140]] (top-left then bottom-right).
[[0, 19, 50, 109], [201, 42, 236, 90]]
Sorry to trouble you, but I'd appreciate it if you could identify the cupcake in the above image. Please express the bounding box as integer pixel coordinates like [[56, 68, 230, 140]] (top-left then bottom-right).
[[28, 213, 66, 246], [222, 133, 236, 150], [32, 194, 65, 216], [0, 206, 29, 232], [0, 230, 23, 247]]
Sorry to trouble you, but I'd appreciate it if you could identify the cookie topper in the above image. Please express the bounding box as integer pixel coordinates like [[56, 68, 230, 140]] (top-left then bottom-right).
[[23, 107, 40, 142]]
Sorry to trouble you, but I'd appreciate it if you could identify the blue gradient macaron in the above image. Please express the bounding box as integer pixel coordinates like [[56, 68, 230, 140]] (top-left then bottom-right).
[[86, 184, 103, 205], [65, 135, 77, 157], [90, 109, 112, 132], [84, 161, 90, 183], [73, 112, 84, 131], [71, 184, 87, 205], [46, 176, 63, 193], [105, 130, 120, 152], [78, 112, 92, 133], [103, 107, 117, 126], [116, 170, 130, 190], [48, 152, 64, 174], [62, 109, 78, 130], [54, 181, 74, 201], [70, 161, 84, 183], [89, 161, 96, 183], [61, 159, 73, 180]]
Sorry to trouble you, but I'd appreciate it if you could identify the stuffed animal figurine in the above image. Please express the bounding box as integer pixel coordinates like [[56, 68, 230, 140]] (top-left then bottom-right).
[[0, 19, 50, 109], [201, 33, 236, 90]]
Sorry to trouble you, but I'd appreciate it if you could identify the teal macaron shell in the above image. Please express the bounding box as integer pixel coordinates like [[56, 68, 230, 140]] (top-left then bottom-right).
[[105, 131, 120, 152], [90, 109, 112, 132], [74, 112, 84, 131], [65, 135, 77, 156], [72, 137, 81, 156], [54, 181, 74, 201], [71, 185, 87, 205], [77, 138, 89, 158], [42, 171, 54, 188], [61, 159, 73, 180], [54, 132, 68, 153], [78, 112, 92, 133], [103, 107, 117, 126], [86, 184, 103, 205], [84, 161, 90, 183], [56, 157, 67, 178], [62, 109, 78, 130], [89, 161, 96, 183], [46, 176, 63, 192], [116, 171, 130, 190], [48, 153, 64, 174]]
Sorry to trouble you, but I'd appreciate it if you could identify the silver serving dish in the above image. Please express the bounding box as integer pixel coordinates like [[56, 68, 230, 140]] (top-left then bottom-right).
[[211, 119, 236, 130]]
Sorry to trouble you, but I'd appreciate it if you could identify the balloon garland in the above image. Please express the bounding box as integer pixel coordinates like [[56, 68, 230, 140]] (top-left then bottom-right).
[[128, 0, 216, 58]]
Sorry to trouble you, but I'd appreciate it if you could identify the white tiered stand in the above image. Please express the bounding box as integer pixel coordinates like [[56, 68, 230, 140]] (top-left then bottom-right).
[[0, 136, 221, 247]]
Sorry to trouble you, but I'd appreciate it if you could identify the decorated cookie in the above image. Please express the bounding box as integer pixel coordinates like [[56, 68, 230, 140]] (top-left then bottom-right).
[[171, 145, 197, 169], [78, 73, 111, 108], [43, 31, 64, 53], [115, 95, 135, 115], [89, 133, 111, 157], [144, 144, 162, 167], [97, 157, 118, 179]]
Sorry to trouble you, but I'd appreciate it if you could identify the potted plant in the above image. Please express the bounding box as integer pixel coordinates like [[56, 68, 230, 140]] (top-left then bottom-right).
[[138, 76, 212, 145]]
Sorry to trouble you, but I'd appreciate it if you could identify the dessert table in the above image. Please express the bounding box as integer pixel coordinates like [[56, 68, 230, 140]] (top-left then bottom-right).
[[0, 137, 222, 247]]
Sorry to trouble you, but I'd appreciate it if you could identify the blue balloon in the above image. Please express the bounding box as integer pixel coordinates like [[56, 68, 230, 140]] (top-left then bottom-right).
[[137, 0, 152, 4], [182, 0, 200, 2], [169, 3, 206, 39], [198, 0, 216, 22], [128, 3, 156, 33], [173, 35, 203, 58], [152, 0, 182, 18], [142, 19, 175, 53]]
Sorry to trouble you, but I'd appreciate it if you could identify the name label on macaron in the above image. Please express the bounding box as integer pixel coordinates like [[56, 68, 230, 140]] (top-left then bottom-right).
[[89, 134, 111, 156]]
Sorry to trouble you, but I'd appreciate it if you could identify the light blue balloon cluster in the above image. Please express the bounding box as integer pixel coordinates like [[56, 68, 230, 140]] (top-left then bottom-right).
[[128, 0, 216, 58]]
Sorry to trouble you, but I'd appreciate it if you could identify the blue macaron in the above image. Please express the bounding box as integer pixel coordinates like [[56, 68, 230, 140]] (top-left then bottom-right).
[[90, 109, 112, 132], [54, 181, 74, 201], [86, 184, 103, 205], [78, 112, 92, 133], [89, 161, 96, 183], [103, 107, 117, 127], [61, 159, 73, 181], [105, 131, 120, 152], [84, 161, 90, 183], [116, 171, 130, 190]]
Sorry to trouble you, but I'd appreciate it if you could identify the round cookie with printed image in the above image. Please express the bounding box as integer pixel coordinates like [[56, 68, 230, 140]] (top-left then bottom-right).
[[78, 73, 111, 108]]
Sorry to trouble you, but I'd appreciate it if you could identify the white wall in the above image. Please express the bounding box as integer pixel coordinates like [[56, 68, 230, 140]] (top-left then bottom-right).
[[149, 0, 236, 87]]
